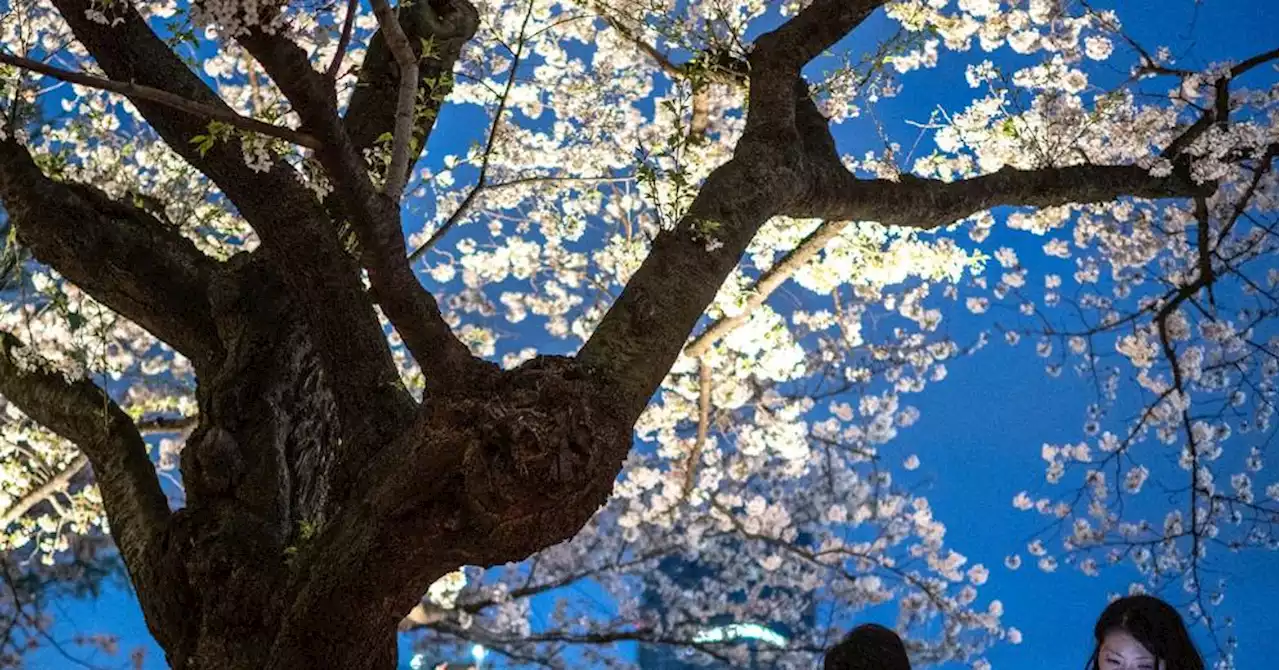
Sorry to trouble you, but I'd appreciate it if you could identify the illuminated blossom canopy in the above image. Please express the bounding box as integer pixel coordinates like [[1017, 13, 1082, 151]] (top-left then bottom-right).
[[0, 0, 1274, 667]]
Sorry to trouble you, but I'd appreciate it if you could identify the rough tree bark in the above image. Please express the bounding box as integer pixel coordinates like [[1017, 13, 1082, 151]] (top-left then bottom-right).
[[0, 0, 1210, 667]]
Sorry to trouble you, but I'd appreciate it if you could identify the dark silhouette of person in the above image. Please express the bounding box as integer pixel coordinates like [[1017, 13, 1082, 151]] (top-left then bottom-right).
[[1087, 595, 1205, 670], [824, 623, 911, 670]]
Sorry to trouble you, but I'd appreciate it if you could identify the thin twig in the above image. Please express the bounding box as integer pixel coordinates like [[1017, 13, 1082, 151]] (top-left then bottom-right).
[[685, 219, 847, 357], [136, 414, 198, 435], [0, 52, 322, 150], [326, 0, 360, 82], [407, 176, 631, 262], [682, 358, 712, 498], [485, 174, 633, 192], [592, 3, 682, 77], [407, 0, 537, 260], [368, 0, 419, 198], [0, 454, 89, 528]]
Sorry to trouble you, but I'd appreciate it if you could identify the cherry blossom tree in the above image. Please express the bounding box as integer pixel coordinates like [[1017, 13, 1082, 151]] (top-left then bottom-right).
[[0, 0, 1274, 667], [952, 15, 1279, 665]]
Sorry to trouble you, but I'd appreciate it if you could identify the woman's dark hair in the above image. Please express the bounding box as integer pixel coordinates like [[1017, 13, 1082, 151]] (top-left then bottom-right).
[[824, 623, 910, 670], [1087, 595, 1204, 670]]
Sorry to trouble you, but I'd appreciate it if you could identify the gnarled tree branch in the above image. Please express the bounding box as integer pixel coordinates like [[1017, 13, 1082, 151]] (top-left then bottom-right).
[[578, 2, 883, 418], [47, 0, 410, 418], [578, 0, 1209, 424], [795, 163, 1207, 228], [337, 0, 495, 375], [238, 13, 486, 392], [0, 333, 169, 589], [745, 0, 885, 137], [0, 138, 223, 370]]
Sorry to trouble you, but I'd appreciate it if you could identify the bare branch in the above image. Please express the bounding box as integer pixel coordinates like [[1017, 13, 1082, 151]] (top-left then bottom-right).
[[745, 0, 884, 135], [580, 10, 880, 418], [0, 454, 89, 529], [341, 0, 478, 187], [0, 52, 321, 150], [1228, 48, 1279, 78], [752, 0, 885, 71], [0, 333, 169, 582], [326, 0, 360, 82], [685, 219, 847, 358], [408, 0, 536, 260], [136, 414, 198, 435], [368, 0, 420, 198], [0, 138, 224, 370], [796, 164, 1207, 228], [577, 160, 780, 418], [238, 16, 484, 394], [682, 359, 712, 498]]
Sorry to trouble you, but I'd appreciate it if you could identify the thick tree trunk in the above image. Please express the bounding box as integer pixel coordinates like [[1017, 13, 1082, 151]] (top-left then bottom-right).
[[141, 252, 340, 666], [124, 252, 634, 669]]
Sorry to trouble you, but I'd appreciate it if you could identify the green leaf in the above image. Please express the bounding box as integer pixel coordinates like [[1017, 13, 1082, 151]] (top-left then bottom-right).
[[189, 134, 215, 158], [419, 36, 440, 61]]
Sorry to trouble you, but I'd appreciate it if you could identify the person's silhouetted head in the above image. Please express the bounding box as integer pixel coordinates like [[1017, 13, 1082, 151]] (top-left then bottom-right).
[[824, 623, 910, 670], [1087, 595, 1204, 670]]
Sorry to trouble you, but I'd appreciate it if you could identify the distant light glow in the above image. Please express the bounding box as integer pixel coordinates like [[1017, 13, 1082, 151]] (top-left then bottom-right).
[[472, 644, 488, 661], [692, 623, 788, 648], [409, 653, 425, 670]]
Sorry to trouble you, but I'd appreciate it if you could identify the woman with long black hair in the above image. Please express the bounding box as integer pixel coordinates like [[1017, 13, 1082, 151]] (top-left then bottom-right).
[[824, 623, 910, 670], [1086, 595, 1205, 670]]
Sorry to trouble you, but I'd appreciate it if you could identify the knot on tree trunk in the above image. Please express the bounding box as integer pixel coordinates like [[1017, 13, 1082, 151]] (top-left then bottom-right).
[[421, 0, 479, 40], [459, 355, 631, 562]]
